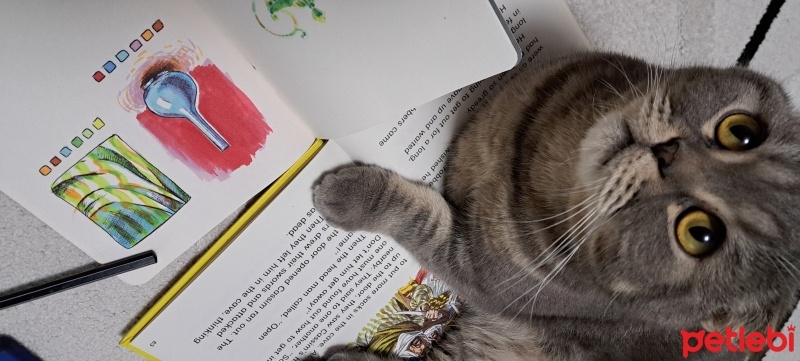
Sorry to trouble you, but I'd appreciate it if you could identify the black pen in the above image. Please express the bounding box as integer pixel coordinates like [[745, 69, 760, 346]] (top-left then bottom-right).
[[0, 250, 157, 311]]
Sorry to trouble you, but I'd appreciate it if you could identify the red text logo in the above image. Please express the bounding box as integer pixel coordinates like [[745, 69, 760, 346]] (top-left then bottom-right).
[[681, 325, 795, 358]]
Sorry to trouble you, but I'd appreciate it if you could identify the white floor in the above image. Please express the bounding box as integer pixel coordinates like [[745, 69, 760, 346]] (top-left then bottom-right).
[[1, 1, 798, 360]]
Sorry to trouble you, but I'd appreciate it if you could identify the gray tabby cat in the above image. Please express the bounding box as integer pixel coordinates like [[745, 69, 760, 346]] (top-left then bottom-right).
[[311, 52, 800, 360]]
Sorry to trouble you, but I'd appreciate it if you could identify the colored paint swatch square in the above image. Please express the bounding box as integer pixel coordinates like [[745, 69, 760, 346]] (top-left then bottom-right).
[[103, 61, 116, 73], [92, 117, 105, 130], [152, 19, 164, 32], [39, 166, 52, 176], [50, 157, 61, 166], [116, 50, 129, 62], [60, 147, 72, 157], [141, 29, 154, 41], [82, 128, 94, 139], [130, 39, 142, 52], [71, 137, 84, 148], [93, 71, 105, 82], [51, 135, 191, 249]]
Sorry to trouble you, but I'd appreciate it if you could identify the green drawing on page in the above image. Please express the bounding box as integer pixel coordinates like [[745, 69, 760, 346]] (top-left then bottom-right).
[[252, 0, 325, 38], [51, 135, 190, 249]]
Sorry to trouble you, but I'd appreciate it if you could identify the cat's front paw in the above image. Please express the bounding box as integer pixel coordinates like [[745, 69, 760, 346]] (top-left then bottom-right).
[[312, 165, 394, 232]]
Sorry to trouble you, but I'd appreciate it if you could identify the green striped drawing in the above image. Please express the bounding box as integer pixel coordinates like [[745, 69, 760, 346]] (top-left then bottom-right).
[[51, 135, 190, 249]]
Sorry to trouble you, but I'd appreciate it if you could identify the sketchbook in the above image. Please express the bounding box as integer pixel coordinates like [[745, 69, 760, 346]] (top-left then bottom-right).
[[117, 0, 590, 359], [0, 0, 523, 285]]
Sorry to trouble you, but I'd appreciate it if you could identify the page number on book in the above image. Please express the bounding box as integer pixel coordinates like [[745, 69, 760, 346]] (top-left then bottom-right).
[[150, 341, 157, 347]]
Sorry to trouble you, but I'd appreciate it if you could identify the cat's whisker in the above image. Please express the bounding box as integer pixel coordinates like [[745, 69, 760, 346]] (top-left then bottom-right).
[[669, 14, 678, 68], [536, 184, 604, 198], [474, 191, 602, 226], [652, 9, 672, 68], [763, 254, 792, 291], [586, 90, 623, 114], [522, 216, 605, 320], [532, 212, 610, 297], [497, 206, 599, 291], [654, 66, 663, 95], [574, 143, 610, 153], [599, 79, 628, 102], [552, 143, 604, 168], [770, 256, 797, 295], [497, 207, 599, 296], [646, 61, 664, 97], [525, 214, 623, 322], [780, 255, 800, 276], [748, 243, 800, 279], [778, 255, 800, 284], [503, 210, 603, 318], [516, 194, 601, 232], [533, 179, 606, 195], [590, 101, 616, 112], [524, 208, 599, 274], [605, 58, 644, 99], [767, 257, 798, 285], [603, 291, 621, 318], [532, 211, 619, 303]]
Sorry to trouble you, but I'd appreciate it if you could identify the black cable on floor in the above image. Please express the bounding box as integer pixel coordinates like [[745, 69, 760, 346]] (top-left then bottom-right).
[[737, 0, 786, 67]]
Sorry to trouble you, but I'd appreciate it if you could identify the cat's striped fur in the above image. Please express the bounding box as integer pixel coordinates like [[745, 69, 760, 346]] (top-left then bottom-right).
[[312, 52, 800, 360]]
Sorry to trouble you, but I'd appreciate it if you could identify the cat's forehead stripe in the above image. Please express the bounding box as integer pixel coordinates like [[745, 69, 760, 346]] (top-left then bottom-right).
[[671, 69, 772, 130], [690, 188, 780, 239], [699, 100, 761, 141], [689, 189, 732, 223]]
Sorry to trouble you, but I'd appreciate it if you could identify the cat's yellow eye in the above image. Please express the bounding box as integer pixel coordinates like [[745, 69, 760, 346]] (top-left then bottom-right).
[[715, 113, 764, 151], [675, 209, 725, 257]]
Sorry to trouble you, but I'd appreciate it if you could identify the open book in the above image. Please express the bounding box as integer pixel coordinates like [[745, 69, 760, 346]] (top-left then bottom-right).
[[117, 0, 589, 359], [0, 0, 522, 285]]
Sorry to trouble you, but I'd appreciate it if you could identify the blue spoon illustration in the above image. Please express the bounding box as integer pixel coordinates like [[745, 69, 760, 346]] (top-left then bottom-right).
[[142, 71, 230, 151]]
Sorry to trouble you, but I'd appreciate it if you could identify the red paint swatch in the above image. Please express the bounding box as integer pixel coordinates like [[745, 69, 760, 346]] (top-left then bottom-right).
[[93, 71, 105, 82], [137, 62, 272, 180]]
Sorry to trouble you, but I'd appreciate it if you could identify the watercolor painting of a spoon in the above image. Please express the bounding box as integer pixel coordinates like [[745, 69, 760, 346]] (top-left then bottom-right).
[[142, 71, 230, 151]]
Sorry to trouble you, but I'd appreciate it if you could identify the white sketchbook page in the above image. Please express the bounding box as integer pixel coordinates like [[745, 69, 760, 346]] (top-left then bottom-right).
[[334, 0, 589, 188], [195, 0, 521, 139], [131, 142, 432, 360], [0, 1, 316, 284]]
